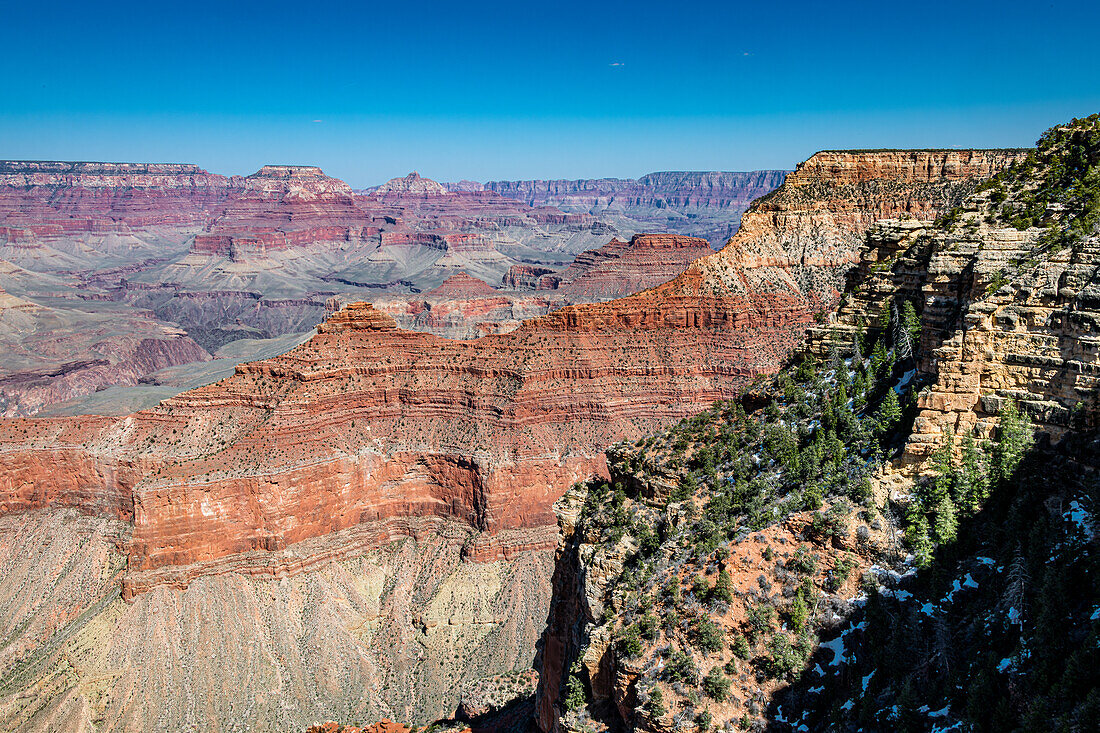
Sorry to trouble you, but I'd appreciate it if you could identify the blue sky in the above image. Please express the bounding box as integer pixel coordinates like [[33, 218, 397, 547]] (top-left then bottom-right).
[[1, 0, 1097, 186]]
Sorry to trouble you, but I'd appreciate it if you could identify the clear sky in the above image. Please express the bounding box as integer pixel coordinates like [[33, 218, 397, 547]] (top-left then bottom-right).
[[1, 0, 1097, 186]]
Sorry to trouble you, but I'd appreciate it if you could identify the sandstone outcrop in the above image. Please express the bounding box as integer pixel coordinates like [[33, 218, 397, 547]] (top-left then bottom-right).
[[805, 136, 1098, 468]]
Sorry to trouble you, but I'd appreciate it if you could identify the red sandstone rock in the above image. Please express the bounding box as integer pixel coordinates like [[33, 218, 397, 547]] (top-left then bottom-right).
[[505, 233, 714, 301], [425, 273, 499, 299]]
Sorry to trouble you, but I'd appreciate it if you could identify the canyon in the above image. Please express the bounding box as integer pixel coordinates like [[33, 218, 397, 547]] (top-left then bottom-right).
[[0, 147, 1026, 731], [0, 164, 763, 416]]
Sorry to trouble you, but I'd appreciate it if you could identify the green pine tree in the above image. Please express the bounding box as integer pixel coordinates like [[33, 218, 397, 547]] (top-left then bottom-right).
[[875, 388, 902, 439]]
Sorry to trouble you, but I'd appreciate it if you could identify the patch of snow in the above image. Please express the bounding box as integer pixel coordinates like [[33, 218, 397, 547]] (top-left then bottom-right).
[[1008, 606, 1021, 623], [920, 602, 940, 616], [862, 671, 875, 691], [931, 723, 964, 732], [894, 369, 917, 394], [820, 635, 848, 666], [929, 705, 951, 718], [1064, 500, 1095, 540], [997, 657, 1013, 673], [944, 573, 978, 603], [819, 621, 866, 666], [976, 556, 995, 566], [1090, 607, 1100, 621], [809, 685, 825, 694], [885, 589, 913, 602], [841, 700, 854, 711]]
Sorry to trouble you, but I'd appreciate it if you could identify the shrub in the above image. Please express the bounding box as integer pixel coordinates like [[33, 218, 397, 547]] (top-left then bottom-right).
[[788, 545, 819, 575], [702, 666, 732, 701], [638, 612, 659, 641], [763, 633, 812, 680], [744, 602, 776, 642], [712, 568, 734, 604], [662, 649, 698, 683], [730, 633, 751, 659], [691, 618, 725, 653], [645, 686, 666, 718], [564, 673, 586, 711], [617, 624, 643, 657]]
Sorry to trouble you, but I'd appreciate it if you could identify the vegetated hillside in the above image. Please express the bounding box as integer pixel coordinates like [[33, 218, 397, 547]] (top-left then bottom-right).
[[535, 115, 1100, 733]]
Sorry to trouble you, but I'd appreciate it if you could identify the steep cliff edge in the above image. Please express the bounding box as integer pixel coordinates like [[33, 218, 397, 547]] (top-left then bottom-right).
[[533, 118, 1097, 733]]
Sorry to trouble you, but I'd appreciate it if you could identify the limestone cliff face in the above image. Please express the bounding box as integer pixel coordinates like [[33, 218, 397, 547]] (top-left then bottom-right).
[[714, 149, 1030, 307], [805, 143, 1099, 470], [0, 160, 239, 236]]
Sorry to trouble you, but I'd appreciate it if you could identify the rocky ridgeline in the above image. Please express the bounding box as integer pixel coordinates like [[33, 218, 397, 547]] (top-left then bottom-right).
[[0, 160, 240, 236], [482, 171, 790, 246], [0, 148, 1021, 729], [483, 171, 787, 212], [533, 119, 1098, 733]]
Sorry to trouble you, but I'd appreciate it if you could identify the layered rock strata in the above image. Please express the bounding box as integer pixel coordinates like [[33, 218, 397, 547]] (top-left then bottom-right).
[[504, 234, 714, 301], [0, 148, 1017, 598], [0, 148, 1021, 729], [806, 145, 1098, 468], [0, 161, 238, 236], [484, 171, 790, 245]]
